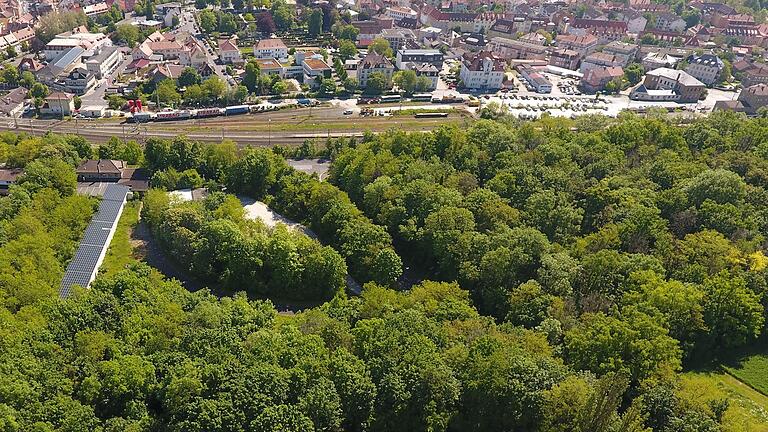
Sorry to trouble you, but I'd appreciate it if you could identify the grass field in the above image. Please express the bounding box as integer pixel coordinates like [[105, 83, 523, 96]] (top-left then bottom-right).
[[100, 200, 141, 277], [680, 370, 768, 432], [724, 354, 768, 396]]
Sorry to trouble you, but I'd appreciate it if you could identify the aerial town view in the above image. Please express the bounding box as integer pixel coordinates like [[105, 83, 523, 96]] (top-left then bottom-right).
[[1, 0, 768, 430]]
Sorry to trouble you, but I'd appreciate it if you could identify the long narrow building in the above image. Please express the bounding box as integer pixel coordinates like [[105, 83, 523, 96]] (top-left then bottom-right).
[[59, 184, 130, 298]]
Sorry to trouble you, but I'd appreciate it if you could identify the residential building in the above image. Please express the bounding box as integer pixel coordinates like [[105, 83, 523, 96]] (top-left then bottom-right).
[[642, 51, 680, 70], [549, 48, 580, 70], [737, 83, 768, 113], [40, 92, 74, 116], [620, 10, 648, 34], [655, 12, 686, 33], [580, 52, 621, 73], [218, 38, 241, 64], [489, 36, 547, 60], [63, 67, 96, 95], [148, 40, 183, 59], [302, 57, 331, 86], [77, 159, 125, 182], [405, 62, 439, 90], [488, 17, 531, 38], [132, 42, 153, 60], [517, 65, 552, 93], [157, 2, 182, 27], [460, 51, 505, 91], [134, 19, 163, 32], [630, 0, 670, 12], [386, 6, 417, 21], [151, 63, 185, 82], [520, 32, 547, 46], [396, 49, 443, 69], [581, 66, 623, 92], [686, 24, 711, 41], [44, 38, 83, 61], [0, 168, 21, 194], [254, 38, 287, 60], [711, 13, 754, 29], [19, 56, 44, 72], [83, 2, 109, 17], [84, 45, 122, 79], [740, 63, 768, 87], [255, 58, 284, 77], [358, 52, 395, 88], [631, 67, 704, 102], [685, 53, 724, 85], [567, 18, 628, 43], [178, 41, 207, 67], [0, 87, 26, 117], [602, 41, 638, 66], [555, 34, 599, 57], [419, 5, 477, 32], [380, 28, 415, 51], [76, 159, 150, 191], [352, 18, 393, 47]]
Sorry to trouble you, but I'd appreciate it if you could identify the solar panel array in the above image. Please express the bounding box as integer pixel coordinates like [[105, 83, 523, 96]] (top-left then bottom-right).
[[59, 184, 130, 298]]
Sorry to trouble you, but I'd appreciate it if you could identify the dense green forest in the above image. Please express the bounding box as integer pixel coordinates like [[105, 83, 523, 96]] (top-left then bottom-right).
[[1, 112, 768, 431]]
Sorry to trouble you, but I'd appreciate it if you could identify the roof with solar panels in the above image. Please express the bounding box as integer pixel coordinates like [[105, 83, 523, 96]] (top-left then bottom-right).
[[59, 184, 130, 298]]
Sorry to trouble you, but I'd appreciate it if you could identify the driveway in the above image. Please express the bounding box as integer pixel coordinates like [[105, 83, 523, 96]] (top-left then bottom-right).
[[80, 48, 134, 108]]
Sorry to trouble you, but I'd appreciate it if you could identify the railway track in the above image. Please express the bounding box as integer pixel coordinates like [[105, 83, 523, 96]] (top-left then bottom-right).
[[0, 112, 454, 145]]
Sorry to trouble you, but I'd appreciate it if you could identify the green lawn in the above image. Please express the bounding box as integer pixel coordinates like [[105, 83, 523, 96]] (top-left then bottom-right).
[[100, 200, 141, 277], [680, 371, 768, 432], [724, 354, 768, 396]]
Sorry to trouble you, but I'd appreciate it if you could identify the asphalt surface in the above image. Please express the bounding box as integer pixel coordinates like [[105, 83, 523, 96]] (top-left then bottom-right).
[[80, 48, 134, 108]]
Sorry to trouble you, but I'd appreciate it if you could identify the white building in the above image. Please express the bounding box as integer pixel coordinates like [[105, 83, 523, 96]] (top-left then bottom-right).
[[460, 51, 505, 91], [254, 38, 288, 60], [218, 38, 242, 64], [85, 45, 122, 79], [655, 13, 687, 33], [385, 6, 417, 21], [685, 53, 724, 85], [517, 65, 553, 93], [44, 31, 109, 62], [358, 52, 395, 87]]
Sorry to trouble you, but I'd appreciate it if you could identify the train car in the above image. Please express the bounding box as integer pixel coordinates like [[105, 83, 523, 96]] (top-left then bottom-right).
[[380, 95, 402, 103], [156, 110, 191, 121], [224, 105, 250, 116], [194, 107, 225, 118], [131, 112, 154, 123], [414, 112, 449, 118], [411, 93, 432, 102]]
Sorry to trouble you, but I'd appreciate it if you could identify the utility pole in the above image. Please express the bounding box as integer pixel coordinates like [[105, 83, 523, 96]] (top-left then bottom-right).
[[268, 118, 271, 145]]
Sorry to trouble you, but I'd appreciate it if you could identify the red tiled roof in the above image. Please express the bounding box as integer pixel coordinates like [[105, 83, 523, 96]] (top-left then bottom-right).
[[255, 38, 286, 50]]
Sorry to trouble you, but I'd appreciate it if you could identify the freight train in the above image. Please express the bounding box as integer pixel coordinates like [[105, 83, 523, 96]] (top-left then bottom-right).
[[128, 104, 280, 123]]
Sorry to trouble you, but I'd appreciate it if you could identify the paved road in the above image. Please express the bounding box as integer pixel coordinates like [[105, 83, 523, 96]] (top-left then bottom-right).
[[80, 48, 134, 108], [180, 6, 229, 83]]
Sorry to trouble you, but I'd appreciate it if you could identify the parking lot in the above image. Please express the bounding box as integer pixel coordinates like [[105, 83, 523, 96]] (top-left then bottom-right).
[[483, 92, 611, 119], [478, 69, 741, 120]]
